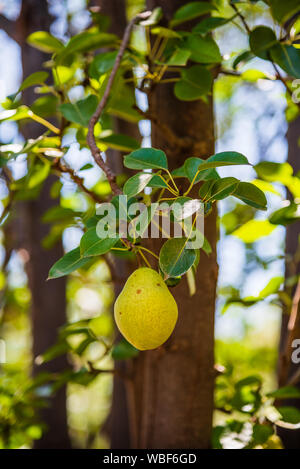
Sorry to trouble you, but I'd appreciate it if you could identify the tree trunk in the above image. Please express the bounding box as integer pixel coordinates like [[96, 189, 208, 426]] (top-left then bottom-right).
[[94, 0, 140, 449], [127, 0, 218, 449], [16, 0, 71, 449], [278, 115, 300, 449]]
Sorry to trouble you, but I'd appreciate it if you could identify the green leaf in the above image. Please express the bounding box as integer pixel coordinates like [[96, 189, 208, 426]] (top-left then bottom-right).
[[159, 238, 196, 278], [48, 247, 91, 279], [167, 48, 191, 66], [268, 386, 300, 399], [249, 26, 278, 60], [185, 34, 222, 63], [31, 95, 58, 118], [175, 65, 213, 101], [99, 133, 140, 152], [59, 95, 98, 127], [197, 151, 250, 172], [147, 174, 169, 189], [80, 228, 118, 257], [270, 44, 300, 78], [193, 16, 233, 34], [252, 424, 273, 445], [233, 50, 254, 70], [171, 2, 217, 27], [234, 182, 267, 210], [151, 27, 181, 39], [27, 161, 51, 189], [277, 406, 300, 424], [235, 375, 262, 388], [42, 206, 77, 223], [270, 203, 300, 226], [88, 51, 118, 79], [27, 31, 64, 53], [124, 148, 168, 170], [53, 65, 75, 85], [269, 0, 300, 23], [258, 276, 283, 299], [111, 339, 139, 360], [185, 157, 220, 183], [56, 31, 117, 64], [20, 71, 49, 91], [207, 177, 239, 201], [10, 71, 49, 101], [255, 161, 293, 183], [123, 173, 153, 197], [202, 236, 212, 255], [199, 179, 216, 200], [107, 82, 141, 123], [232, 220, 276, 243]]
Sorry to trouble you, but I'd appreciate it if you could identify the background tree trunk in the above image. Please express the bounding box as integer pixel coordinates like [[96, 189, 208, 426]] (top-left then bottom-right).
[[16, 0, 71, 449], [125, 0, 218, 449], [278, 115, 300, 449]]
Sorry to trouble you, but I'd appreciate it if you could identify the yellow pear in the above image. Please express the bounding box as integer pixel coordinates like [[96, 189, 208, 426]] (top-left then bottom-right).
[[114, 267, 178, 351]]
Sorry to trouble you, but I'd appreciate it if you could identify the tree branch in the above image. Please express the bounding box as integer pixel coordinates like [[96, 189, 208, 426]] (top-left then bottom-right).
[[230, 2, 251, 34], [54, 159, 103, 204], [0, 14, 18, 42], [87, 10, 152, 195]]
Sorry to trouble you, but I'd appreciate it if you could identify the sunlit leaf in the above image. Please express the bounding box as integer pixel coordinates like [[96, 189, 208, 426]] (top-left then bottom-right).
[[232, 220, 276, 243], [27, 31, 64, 53]]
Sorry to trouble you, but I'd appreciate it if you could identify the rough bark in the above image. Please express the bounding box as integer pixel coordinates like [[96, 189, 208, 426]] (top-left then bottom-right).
[[127, 0, 218, 449], [16, 0, 71, 449], [278, 115, 300, 449]]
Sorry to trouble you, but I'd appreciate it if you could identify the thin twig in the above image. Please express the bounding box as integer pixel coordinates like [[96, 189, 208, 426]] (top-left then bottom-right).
[[87, 10, 152, 195], [288, 367, 300, 387], [230, 2, 251, 34], [54, 159, 103, 203]]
